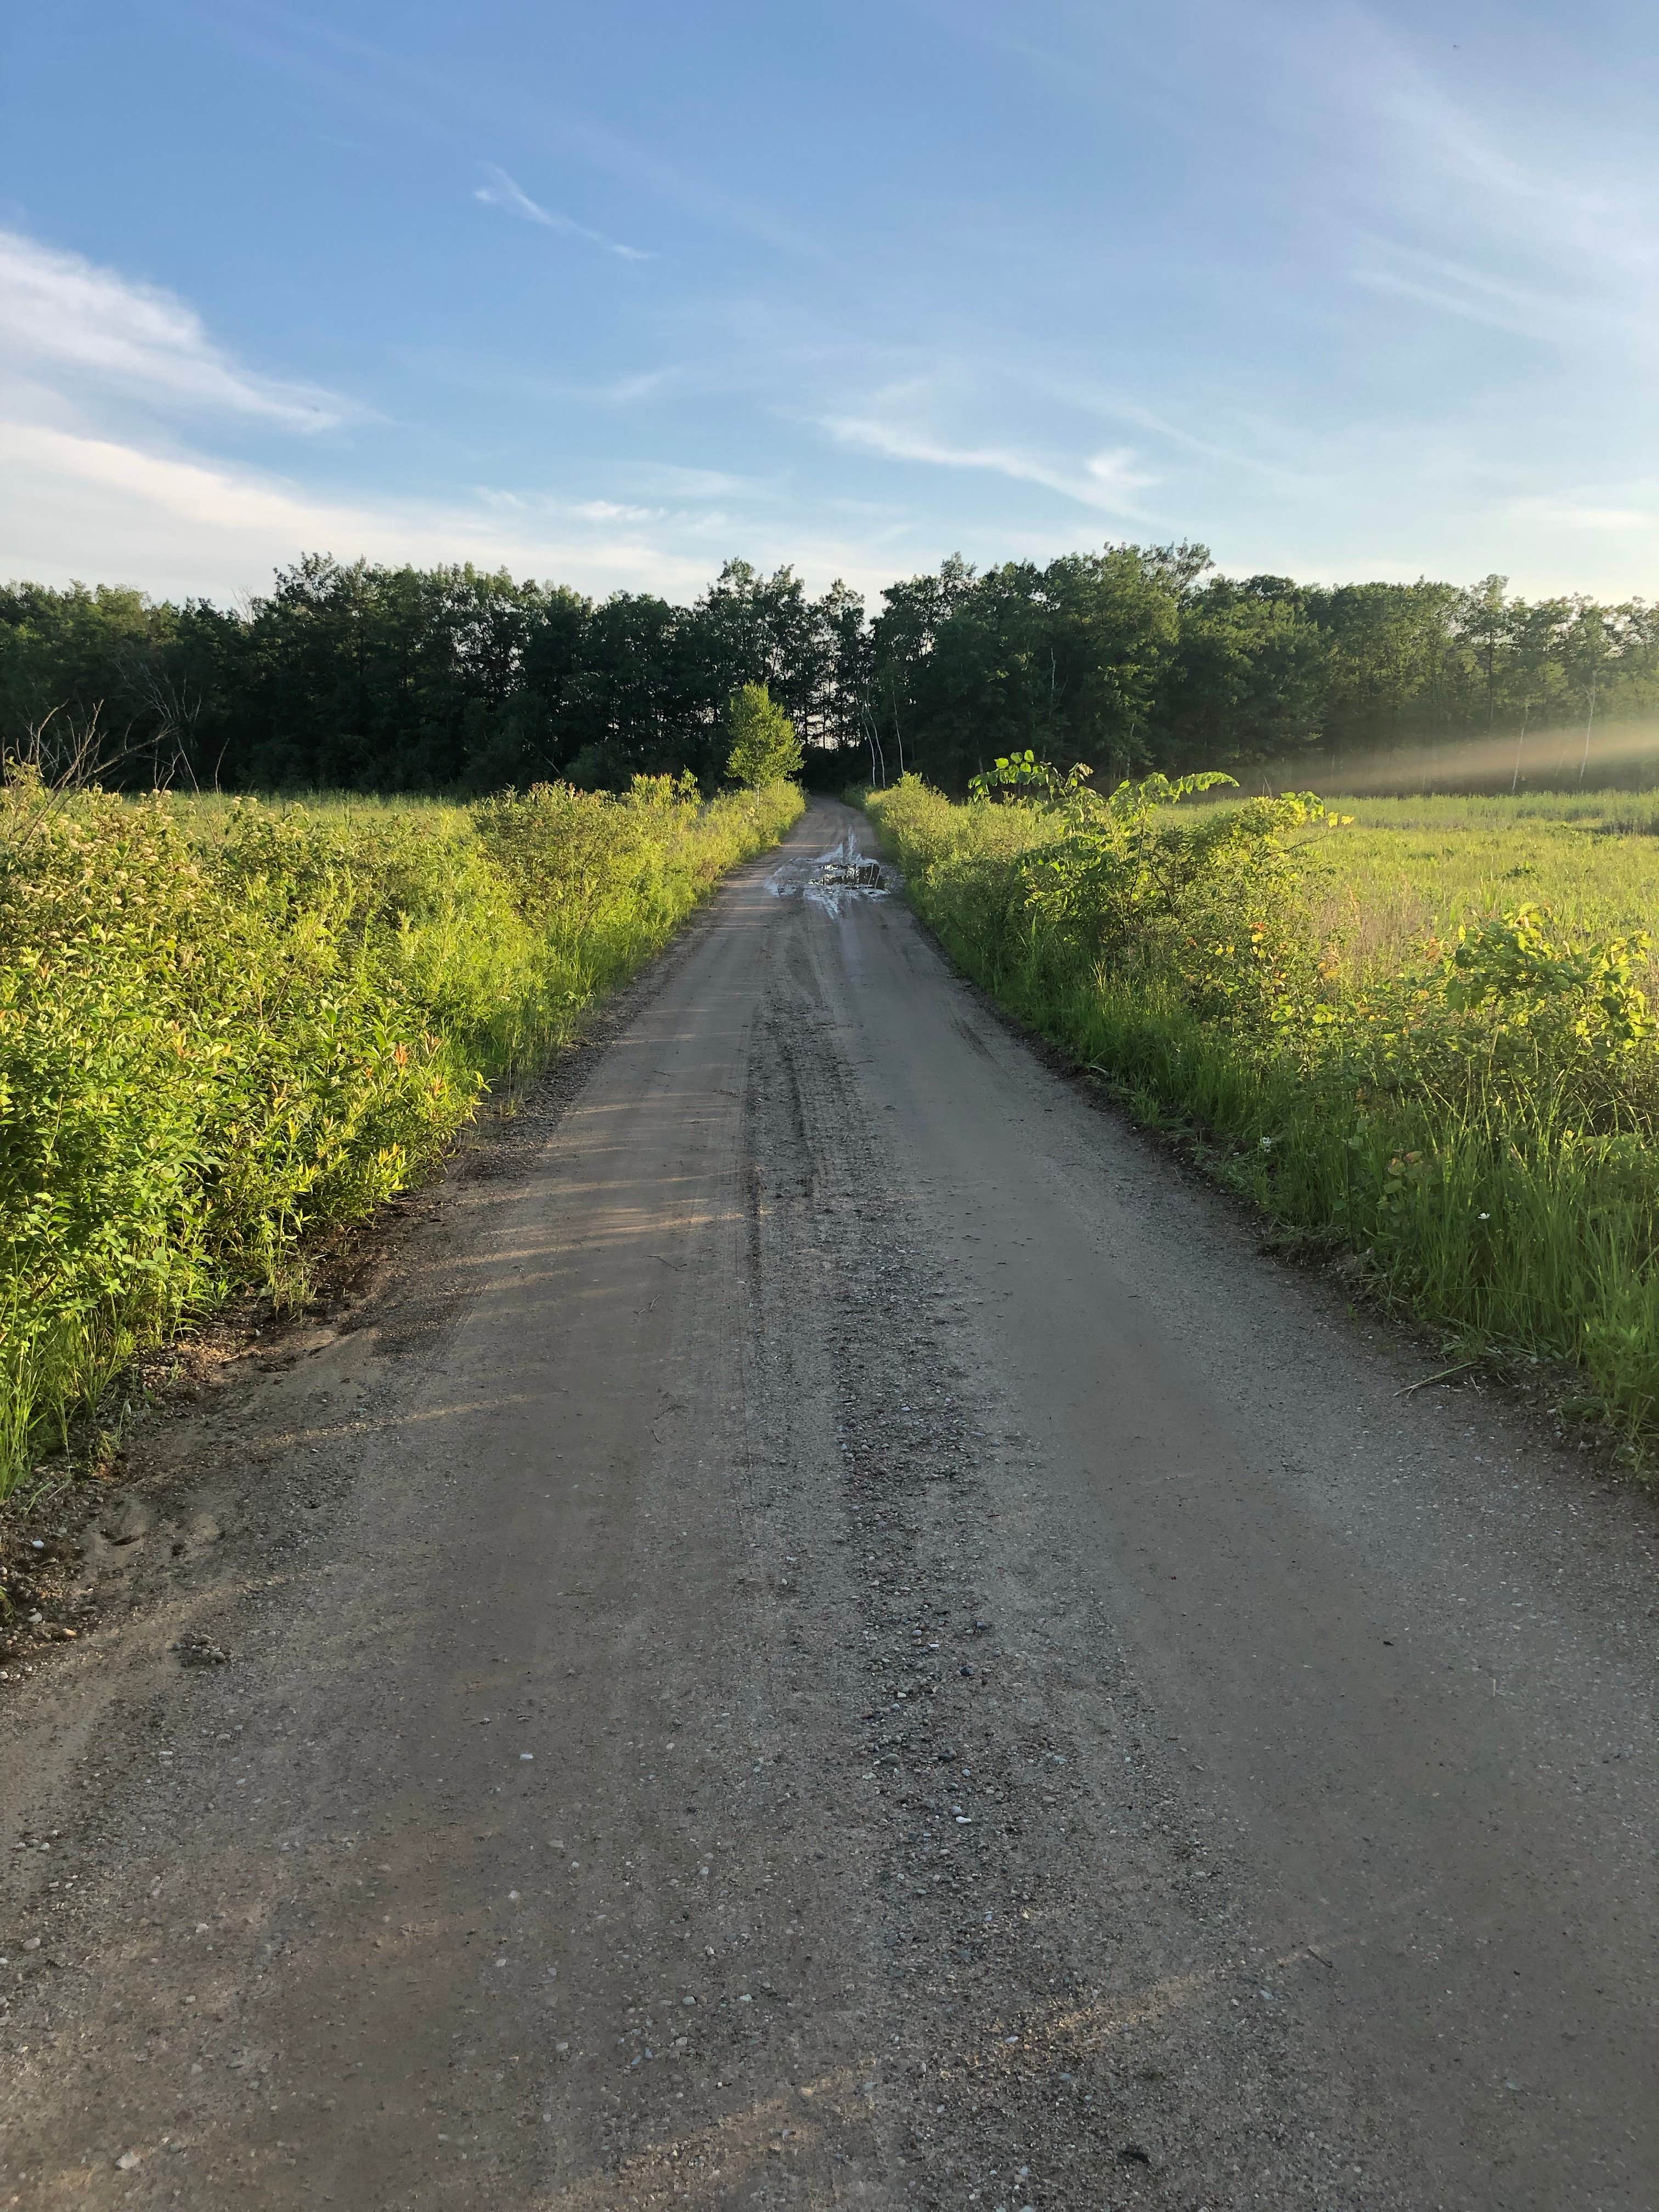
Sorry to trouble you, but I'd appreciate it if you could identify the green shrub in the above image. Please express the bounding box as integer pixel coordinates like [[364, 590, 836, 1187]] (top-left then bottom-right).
[[725, 684, 802, 788], [0, 771, 802, 1497], [870, 768, 1659, 1444]]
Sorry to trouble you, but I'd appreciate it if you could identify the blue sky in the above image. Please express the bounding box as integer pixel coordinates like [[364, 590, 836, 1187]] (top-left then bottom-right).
[[3, 0, 1657, 606]]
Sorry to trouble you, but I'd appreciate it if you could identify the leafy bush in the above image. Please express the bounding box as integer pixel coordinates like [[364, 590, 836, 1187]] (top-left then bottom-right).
[[0, 772, 802, 1497], [725, 684, 803, 788], [869, 768, 1659, 1445]]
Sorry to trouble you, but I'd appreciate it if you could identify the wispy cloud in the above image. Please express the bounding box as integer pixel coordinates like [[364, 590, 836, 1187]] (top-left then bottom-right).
[[617, 460, 778, 501], [569, 498, 660, 523], [475, 164, 651, 261], [551, 116, 826, 262], [1353, 242, 1583, 344], [0, 228, 345, 428], [230, 8, 809, 260], [1378, 75, 1624, 236], [1039, 379, 1317, 488], [600, 368, 680, 403], [1345, 31, 1659, 356], [819, 414, 1154, 516], [1506, 495, 1657, 535]]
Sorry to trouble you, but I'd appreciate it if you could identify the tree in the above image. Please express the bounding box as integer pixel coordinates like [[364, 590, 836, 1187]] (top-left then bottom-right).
[[1308, 579, 1462, 770], [1455, 573, 1511, 731], [878, 545, 1186, 791], [14, 545, 1659, 802], [1156, 575, 1329, 770], [725, 682, 802, 786]]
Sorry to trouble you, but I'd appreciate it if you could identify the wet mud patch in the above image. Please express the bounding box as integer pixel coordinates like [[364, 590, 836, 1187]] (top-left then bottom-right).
[[815, 859, 885, 890], [768, 831, 895, 913]]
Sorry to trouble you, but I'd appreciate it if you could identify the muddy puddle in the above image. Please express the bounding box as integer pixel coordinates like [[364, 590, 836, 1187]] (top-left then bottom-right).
[[768, 833, 894, 913]]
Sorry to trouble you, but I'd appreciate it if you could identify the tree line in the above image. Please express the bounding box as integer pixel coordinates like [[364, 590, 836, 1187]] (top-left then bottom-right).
[[4, 545, 1656, 795]]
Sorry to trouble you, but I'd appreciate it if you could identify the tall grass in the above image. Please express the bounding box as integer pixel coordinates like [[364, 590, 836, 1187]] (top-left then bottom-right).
[[869, 775, 1659, 1451], [0, 772, 802, 1498], [1311, 790, 1659, 990]]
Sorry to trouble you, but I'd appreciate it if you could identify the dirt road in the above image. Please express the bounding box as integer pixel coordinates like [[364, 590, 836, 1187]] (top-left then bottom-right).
[[3, 798, 1656, 2210]]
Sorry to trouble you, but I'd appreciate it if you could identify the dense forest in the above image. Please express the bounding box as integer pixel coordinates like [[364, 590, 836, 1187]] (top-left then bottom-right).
[[3, 546, 1657, 794]]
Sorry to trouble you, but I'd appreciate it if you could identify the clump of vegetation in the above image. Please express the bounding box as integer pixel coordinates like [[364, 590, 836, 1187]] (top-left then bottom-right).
[[0, 771, 802, 1500], [870, 765, 1659, 1448], [725, 683, 803, 788]]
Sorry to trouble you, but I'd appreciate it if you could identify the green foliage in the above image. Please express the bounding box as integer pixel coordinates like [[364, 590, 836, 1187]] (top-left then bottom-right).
[[868, 769, 1659, 1446], [956, 762, 1348, 1025], [0, 772, 803, 1500], [0, 558, 873, 796], [1443, 906, 1654, 1047], [12, 551, 1659, 806], [874, 547, 1189, 791], [725, 684, 803, 788], [967, 749, 1059, 802], [867, 555, 1659, 792]]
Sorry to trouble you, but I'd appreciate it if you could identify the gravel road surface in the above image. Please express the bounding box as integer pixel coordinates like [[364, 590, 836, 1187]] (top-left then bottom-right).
[[2, 798, 1656, 2211]]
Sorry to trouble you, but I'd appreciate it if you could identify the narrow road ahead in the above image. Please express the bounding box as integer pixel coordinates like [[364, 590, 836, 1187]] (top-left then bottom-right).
[[3, 799, 1656, 2210]]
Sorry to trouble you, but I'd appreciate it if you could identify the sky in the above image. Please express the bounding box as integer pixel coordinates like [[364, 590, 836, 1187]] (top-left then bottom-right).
[[3, 0, 1659, 610]]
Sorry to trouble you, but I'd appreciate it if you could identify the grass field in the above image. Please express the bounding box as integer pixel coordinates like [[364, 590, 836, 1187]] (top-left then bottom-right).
[[1312, 792, 1659, 988], [868, 774, 1659, 1456], [0, 773, 803, 1500]]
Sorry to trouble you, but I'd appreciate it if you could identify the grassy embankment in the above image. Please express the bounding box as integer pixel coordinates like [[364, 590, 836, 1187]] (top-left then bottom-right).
[[869, 774, 1659, 1452], [0, 773, 802, 1500]]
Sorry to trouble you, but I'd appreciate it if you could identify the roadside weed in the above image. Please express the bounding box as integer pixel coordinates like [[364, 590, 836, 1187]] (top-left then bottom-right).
[[0, 773, 802, 1499], [870, 772, 1659, 1449]]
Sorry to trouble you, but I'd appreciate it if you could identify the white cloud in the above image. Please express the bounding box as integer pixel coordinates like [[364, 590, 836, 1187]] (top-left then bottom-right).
[[0, 418, 713, 601], [819, 414, 1155, 516], [475, 166, 652, 262], [569, 498, 660, 523], [617, 460, 776, 501], [0, 416, 917, 605], [0, 224, 890, 604], [0, 228, 345, 429], [1079, 449, 1156, 512], [1039, 379, 1314, 486], [1506, 496, 1657, 536]]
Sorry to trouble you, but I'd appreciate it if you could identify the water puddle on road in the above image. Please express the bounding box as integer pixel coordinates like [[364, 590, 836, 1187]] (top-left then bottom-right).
[[768, 833, 894, 915]]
